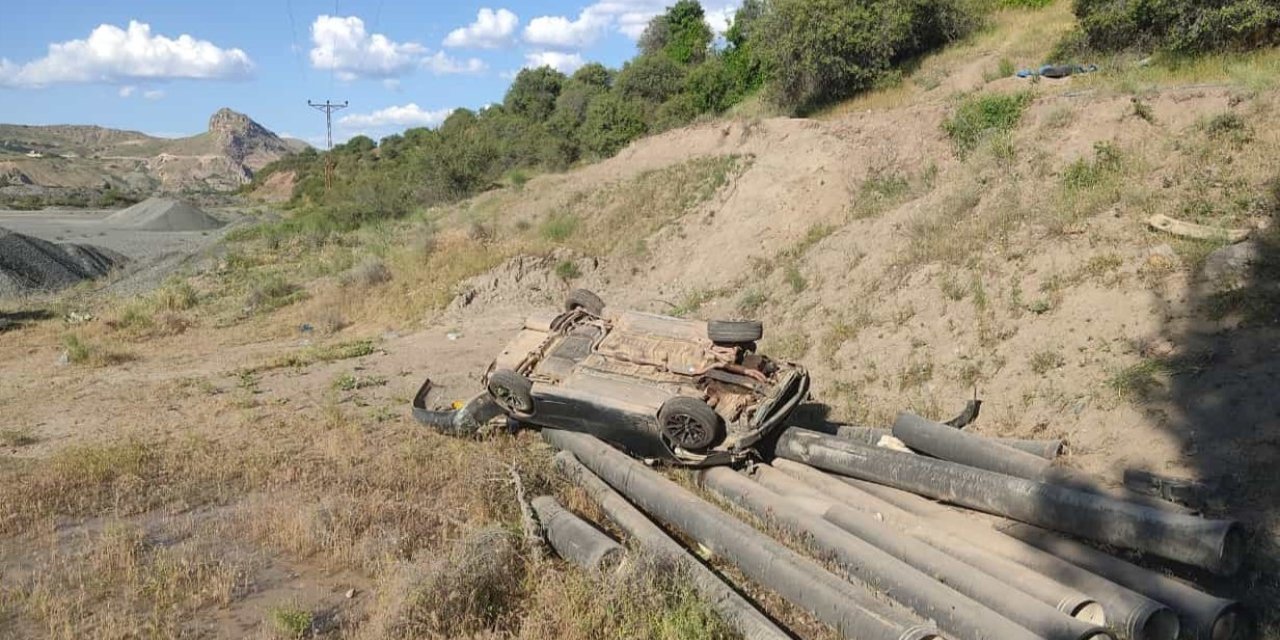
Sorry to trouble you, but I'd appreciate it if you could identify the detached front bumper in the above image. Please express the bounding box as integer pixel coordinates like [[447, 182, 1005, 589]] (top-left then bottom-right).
[[411, 378, 505, 436]]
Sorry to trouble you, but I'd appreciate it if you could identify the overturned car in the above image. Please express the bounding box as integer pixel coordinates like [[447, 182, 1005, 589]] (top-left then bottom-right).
[[414, 289, 810, 465]]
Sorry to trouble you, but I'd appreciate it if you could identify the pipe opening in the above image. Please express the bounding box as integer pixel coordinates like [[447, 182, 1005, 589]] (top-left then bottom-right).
[[900, 626, 941, 640], [1218, 523, 1247, 575], [1211, 604, 1248, 640], [1070, 601, 1107, 626], [1140, 609, 1181, 640]]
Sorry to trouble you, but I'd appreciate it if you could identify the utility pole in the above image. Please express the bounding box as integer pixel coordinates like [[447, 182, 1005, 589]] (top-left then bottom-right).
[[308, 99, 347, 192]]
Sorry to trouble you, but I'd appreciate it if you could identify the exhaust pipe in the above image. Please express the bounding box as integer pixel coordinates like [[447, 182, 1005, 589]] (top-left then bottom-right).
[[552, 452, 791, 640], [543, 430, 939, 640], [699, 467, 1108, 640], [776, 428, 1244, 575], [835, 424, 1063, 459], [891, 413, 1188, 512], [848, 478, 1182, 640], [1002, 524, 1248, 640], [531, 495, 625, 573], [763, 460, 1105, 624]]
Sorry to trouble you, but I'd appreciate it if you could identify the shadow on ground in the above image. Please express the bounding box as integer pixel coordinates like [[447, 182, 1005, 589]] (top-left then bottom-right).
[[1148, 183, 1280, 626]]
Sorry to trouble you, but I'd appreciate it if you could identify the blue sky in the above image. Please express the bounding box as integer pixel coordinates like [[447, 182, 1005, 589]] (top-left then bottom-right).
[[0, 0, 739, 145]]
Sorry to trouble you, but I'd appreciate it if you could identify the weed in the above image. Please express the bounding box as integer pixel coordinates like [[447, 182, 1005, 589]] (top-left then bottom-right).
[[1044, 105, 1075, 128], [670, 288, 722, 317], [507, 168, 530, 189], [339, 258, 392, 288], [769, 331, 811, 360], [256, 339, 376, 373], [736, 290, 767, 316], [784, 265, 807, 293], [555, 260, 582, 281], [245, 274, 306, 314], [539, 213, 579, 242], [269, 605, 313, 638], [1063, 142, 1124, 190], [939, 274, 967, 301], [1131, 98, 1157, 124], [333, 372, 388, 391], [898, 354, 935, 390], [0, 427, 38, 447], [1202, 112, 1252, 146], [1107, 359, 1172, 401], [942, 92, 1032, 157], [61, 334, 132, 367], [1026, 298, 1053, 314], [1030, 350, 1066, 374]]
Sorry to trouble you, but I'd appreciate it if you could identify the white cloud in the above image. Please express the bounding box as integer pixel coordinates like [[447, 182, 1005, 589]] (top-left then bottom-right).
[[339, 103, 455, 128], [118, 85, 135, 97], [444, 8, 519, 49], [422, 51, 487, 75], [523, 10, 611, 49], [523, 0, 741, 45], [524, 51, 586, 74], [0, 20, 252, 88], [143, 88, 165, 100], [309, 15, 425, 80]]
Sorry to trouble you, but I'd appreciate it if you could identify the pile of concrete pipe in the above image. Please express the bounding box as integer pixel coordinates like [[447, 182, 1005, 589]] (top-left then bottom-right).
[[537, 414, 1251, 640]]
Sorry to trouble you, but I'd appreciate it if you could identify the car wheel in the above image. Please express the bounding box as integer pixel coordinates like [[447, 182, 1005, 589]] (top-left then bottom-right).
[[708, 319, 763, 344], [488, 369, 534, 416], [565, 288, 606, 316], [659, 396, 721, 452]]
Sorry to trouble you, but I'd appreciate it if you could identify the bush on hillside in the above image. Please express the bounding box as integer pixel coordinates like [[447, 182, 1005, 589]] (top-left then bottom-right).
[[755, 0, 979, 113], [616, 55, 688, 104], [1073, 0, 1280, 54], [580, 93, 648, 157]]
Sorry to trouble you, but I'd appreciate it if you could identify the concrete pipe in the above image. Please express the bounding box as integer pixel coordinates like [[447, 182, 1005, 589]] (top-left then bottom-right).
[[835, 424, 1063, 460], [553, 451, 791, 640], [763, 460, 1105, 625], [891, 413, 1189, 513], [776, 428, 1244, 576], [700, 467, 1109, 640], [531, 495, 625, 573], [1003, 524, 1248, 640], [847, 478, 1182, 640], [543, 429, 939, 640]]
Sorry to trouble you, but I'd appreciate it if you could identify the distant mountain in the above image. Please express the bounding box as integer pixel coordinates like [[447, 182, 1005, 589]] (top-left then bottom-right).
[[0, 109, 307, 203]]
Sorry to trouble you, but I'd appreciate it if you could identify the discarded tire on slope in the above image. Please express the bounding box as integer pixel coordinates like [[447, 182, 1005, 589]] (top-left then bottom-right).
[[698, 467, 1102, 640], [531, 495, 625, 573], [775, 428, 1245, 575], [762, 460, 1105, 625], [543, 429, 940, 640], [552, 451, 791, 640]]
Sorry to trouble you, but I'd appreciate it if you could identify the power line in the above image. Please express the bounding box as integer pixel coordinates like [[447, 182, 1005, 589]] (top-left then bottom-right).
[[308, 99, 348, 191]]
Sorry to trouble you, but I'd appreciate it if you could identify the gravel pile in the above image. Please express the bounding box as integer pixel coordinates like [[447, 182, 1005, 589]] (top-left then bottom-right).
[[0, 227, 128, 297], [103, 197, 225, 231]]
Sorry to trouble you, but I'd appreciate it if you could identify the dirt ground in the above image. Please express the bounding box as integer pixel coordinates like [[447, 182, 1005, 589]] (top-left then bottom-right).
[[3, 7, 1280, 636]]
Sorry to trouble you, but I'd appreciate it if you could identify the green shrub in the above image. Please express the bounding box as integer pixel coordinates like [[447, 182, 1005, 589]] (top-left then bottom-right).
[[540, 213, 580, 242], [616, 55, 688, 104], [1073, 0, 1280, 54], [942, 92, 1032, 157], [756, 0, 978, 112], [580, 93, 648, 157]]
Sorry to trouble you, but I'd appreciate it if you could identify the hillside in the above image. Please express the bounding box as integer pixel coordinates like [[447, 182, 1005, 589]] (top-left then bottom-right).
[[0, 108, 302, 200], [2, 1, 1279, 638]]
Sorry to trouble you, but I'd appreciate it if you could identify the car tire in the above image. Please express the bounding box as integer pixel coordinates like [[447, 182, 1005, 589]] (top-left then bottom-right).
[[487, 369, 534, 416], [565, 288, 605, 316], [659, 396, 721, 452], [708, 319, 764, 344]]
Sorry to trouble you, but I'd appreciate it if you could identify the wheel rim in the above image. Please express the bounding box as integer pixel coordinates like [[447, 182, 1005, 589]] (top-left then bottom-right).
[[491, 384, 532, 413], [665, 413, 709, 448]]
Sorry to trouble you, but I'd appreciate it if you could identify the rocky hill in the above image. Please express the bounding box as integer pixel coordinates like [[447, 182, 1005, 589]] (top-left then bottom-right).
[[0, 108, 306, 204]]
